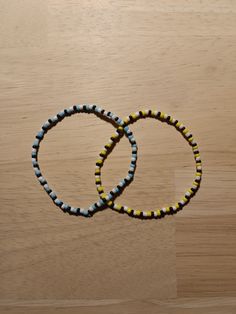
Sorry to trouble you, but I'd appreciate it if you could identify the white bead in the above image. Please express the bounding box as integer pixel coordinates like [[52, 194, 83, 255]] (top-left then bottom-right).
[[80, 208, 88, 215], [70, 207, 77, 213]]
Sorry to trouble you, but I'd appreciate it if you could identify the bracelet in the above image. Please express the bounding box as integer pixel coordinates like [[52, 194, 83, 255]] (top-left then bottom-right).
[[95, 109, 202, 219], [31, 105, 137, 217]]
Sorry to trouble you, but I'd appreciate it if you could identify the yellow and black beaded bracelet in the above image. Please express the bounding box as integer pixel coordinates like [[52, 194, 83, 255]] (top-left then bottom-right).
[[95, 109, 202, 219]]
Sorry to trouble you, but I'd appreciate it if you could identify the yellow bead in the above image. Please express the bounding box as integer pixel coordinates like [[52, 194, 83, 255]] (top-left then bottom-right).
[[95, 178, 101, 184], [97, 186, 104, 193], [115, 204, 122, 211], [105, 142, 112, 149], [96, 159, 103, 165], [131, 113, 137, 120], [107, 201, 113, 206], [166, 207, 170, 213], [183, 128, 189, 134], [160, 112, 165, 119], [151, 111, 157, 117], [194, 153, 200, 157], [176, 121, 181, 127], [188, 137, 194, 142], [126, 208, 132, 214], [124, 117, 130, 124], [193, 181, 199, 186], [101, 193, 107, 199], [146, 210, 152, 217], [95, 169, 100, 175], [175, 203, 180, 209], [111, 134, 118, 140], [100, 150, 107, 156], [156, 209, 161, 216], [135, 210, 141, 216], [142, 110, 147, 116]]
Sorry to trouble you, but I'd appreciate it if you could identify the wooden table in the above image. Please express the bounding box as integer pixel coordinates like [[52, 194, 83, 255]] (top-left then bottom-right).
[[0, 1, 235, 313]]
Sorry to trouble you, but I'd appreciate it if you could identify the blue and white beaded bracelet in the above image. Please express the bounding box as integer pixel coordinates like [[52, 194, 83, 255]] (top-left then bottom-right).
[[31, 105, 137, 217]]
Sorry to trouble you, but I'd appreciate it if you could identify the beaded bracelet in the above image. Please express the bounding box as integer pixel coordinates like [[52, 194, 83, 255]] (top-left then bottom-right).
[[31, 105, 137, 217], [95, 109, 202, 219]]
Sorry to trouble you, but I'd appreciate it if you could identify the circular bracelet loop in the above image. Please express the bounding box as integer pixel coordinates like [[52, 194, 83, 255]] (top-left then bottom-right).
[[31, 105, 137, 217], [95, 109, 202, 219]]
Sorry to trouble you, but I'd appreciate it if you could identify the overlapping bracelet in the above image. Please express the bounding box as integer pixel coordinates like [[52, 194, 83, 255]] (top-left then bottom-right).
[[32, 104, 202, 219]]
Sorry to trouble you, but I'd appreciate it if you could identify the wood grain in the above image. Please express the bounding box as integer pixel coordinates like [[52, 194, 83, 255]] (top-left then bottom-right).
[[0, 0, 236, 312]]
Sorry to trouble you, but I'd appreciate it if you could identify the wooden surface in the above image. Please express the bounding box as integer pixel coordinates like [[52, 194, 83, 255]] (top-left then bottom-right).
[[0, 0, 236, 313]]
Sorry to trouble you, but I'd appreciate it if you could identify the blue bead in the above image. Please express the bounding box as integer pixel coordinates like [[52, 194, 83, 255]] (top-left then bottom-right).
[[97, 199, 104, 207], [76, 105, 81, 112], [107, 193, 113, 200], [36, 130, 44, 139], [32, 159, 38, 167], [43, 121, 51, 129], [34, 168, 41, 176], [49, 191, 57, 200], [39, 176, 46, 185], [117, 118, 123, 125], [43, 184, 51, 193], [33, 138, 39, 147], [58, 110, 66, 118], [54, 198, 63, 206], [51, 116, 58, 123]]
